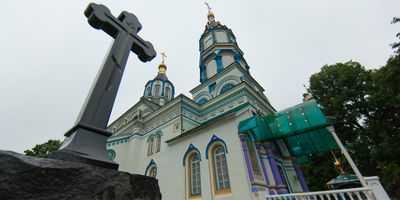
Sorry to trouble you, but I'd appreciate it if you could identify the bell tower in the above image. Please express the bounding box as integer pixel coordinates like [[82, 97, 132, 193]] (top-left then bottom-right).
[[199, 4, 250, 83]]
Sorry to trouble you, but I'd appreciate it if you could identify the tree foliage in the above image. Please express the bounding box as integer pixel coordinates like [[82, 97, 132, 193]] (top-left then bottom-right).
[[302, 19, 400, 197], [24, 139, 61, 158], [392, 17, 400, 54]]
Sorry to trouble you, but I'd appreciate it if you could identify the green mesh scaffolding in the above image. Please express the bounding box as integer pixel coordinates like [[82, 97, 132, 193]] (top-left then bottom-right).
[[238, 100, 338, 163]]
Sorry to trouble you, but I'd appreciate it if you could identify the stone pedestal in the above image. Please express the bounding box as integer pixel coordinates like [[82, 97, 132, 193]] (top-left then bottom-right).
[[0, 150, 161, 200]]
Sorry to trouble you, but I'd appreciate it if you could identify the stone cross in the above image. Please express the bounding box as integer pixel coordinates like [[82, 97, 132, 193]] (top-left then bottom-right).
[[50, 3, 156, 170]]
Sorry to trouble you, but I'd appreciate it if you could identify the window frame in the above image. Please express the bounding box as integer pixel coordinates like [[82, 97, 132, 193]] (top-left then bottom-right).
[[147, 137, 154, 156], [165, 87, 171, 100], [203, 33, 213, 49], [148, 165, 157, 178], [210, 145, 231, 195], [156, 133, 162, 153], [187, 151, 202, 199], [154, 84, 161, 97]]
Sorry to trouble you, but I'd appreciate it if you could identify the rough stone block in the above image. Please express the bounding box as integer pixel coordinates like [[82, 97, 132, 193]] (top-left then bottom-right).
[[0, 150, 161, 200]]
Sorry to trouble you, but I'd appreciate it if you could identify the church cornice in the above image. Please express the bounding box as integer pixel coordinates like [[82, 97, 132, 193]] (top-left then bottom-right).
[[107, 97, 160, 133], [190, 63, 264, 95], [200, 43, 243, 59], [108, 78, 275, 143]]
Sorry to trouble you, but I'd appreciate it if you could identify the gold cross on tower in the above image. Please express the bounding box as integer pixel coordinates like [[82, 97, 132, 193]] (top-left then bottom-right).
[[204, 2, 212, 12], [161, 52, 167, 63]]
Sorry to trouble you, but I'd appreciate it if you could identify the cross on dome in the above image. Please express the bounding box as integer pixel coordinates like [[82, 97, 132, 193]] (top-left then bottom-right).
[[161, 52, 167, 63], [204, 2, 212, 12], [158, 52, 167, 74], [204, 2, 215, 21]]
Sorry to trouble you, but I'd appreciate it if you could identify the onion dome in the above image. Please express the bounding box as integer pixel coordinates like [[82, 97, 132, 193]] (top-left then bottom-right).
[[143, 56, 175, 106]]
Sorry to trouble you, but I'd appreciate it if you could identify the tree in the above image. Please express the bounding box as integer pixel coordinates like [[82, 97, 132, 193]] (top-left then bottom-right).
[[392, 17, 400, 54], [24, 139, 61, 158], [301, 17, 400, 197], [367, 27, 400, 196], [304, 61, 374, 191]]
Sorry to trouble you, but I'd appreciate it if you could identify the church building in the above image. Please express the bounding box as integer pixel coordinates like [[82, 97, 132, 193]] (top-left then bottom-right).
[[105, 8, 308, 200]]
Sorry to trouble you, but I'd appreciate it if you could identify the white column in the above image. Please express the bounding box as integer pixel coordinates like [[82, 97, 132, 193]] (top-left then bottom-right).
[[326, 126, 376, 200]]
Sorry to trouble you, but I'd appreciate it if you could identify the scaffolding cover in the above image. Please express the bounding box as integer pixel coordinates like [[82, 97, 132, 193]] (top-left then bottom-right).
[[238, 100, 339, 163]]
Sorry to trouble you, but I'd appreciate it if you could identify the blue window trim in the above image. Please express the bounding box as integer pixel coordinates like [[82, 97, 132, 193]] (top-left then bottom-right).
[[215, 55, 223, 72], [156, 131, 163, 136], [205, 135, 228, 159], [183, 144, 201, 166], [147, 135, 155, 143], [149, 81, 154, 97], [161, 81, 165, 96], [145, 159, 157, 175], [208, 82, 216, 93]]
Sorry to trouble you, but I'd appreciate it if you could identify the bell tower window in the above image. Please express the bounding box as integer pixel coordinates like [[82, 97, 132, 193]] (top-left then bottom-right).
[[204, 33, 213, 49], [165, 87, 171, 100], [215, 31, 228, 43], [206, 59, 217, 79], [154, 84, 161, 97]]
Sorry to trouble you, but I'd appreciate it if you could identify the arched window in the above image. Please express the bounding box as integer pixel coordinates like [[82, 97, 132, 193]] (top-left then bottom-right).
[[154, 84, 161, 97], [145, 160, 157, 179], [206, 59, 217, 79], [213, 146, 230, 191], [156, 133, 162, 153], [215, 31, 228, 43], [219, 83, 235, 95], [148, 166, 157, 178], [165, 87, 171, 100], [221, 54, 235, 67], [145, 87, 150, 96], [189, 153, 201, 196], [148, 137, 154, 155]]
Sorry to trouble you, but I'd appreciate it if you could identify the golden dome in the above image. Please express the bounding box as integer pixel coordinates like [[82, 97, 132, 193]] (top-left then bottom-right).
[[207, 11, 214, 18], [158, 62, 167, 74]]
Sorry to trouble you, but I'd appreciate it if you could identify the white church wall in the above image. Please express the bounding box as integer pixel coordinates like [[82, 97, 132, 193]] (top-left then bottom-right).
[[128, 136, 145, 173], [162, 118, 181, 142], [139, 109, 256, 200], [107, 140, 130, 172], [182, 117, 199, 133]]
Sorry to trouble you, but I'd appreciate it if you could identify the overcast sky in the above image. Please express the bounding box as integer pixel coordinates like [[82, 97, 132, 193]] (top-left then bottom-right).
[[0, 0, 398, 153]]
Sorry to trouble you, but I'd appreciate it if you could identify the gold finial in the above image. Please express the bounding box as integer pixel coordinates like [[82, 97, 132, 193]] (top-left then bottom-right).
[[204, 2, 214, 20], [331, 151, 345, 175], [158, 52, 167, 74], [302, 84, 314, 101]]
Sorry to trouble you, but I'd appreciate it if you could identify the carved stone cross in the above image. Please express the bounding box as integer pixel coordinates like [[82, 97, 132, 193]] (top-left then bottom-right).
[[50, 3, 156, 169]]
